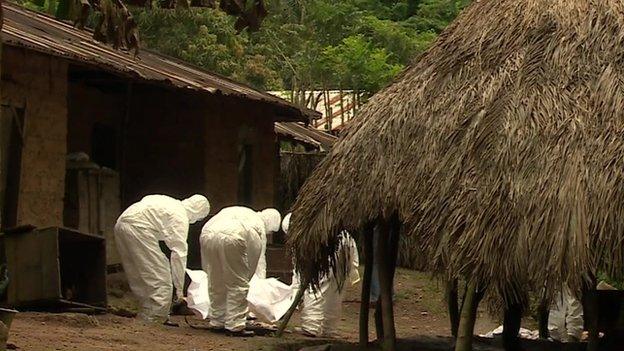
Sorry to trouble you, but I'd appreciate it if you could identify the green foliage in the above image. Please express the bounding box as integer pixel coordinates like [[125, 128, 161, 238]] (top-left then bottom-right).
[[136, 8, 244, 75], [18, 0, 468, 93], [324, 35, 403, 93], [404, 0, 469, 32], [131, 0, 468, 92], [597, 271, 624, 290], [18, 0, 83, 21]]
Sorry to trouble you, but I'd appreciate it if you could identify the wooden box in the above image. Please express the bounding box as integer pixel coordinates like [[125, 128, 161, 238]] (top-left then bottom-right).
[[4, 227, 106, 310]]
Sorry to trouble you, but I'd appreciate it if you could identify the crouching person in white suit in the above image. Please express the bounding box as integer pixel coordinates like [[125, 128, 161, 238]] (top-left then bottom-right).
[[114, 194, 210, 324], [282, 213, 360, 338], [200, 206, 280, 337]]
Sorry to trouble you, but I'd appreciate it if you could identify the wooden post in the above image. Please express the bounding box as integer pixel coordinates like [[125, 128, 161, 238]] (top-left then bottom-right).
[[276, 275, 309, 337], [339, 89, 345, 127], [359, 223, 374, 347], [537, 294, 549, 339], [375, 301, 384, 341], [454, 282, 483, 351], [388, 214, 400, 279], [446, 279, 460, 338], [377, 218, 396, 351], [584, 289, 600, 351], [373, 221, 384, 341], [502, 303, 522, 351]]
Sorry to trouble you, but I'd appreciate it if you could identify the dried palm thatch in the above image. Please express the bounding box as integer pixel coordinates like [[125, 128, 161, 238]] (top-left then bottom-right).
[[287, 0, 624, 303], [278, 151, 327, 213], [91, 0, 140, 56]]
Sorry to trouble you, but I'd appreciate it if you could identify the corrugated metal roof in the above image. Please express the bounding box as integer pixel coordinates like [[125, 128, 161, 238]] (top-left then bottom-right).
[[2, 2, 318, 121], [275, 122, 337, 151]]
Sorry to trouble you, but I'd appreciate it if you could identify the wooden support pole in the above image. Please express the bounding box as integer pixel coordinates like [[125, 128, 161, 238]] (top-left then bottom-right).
[[375, 300, 384, 341], [377, 218, 396, 351], [388, 214, 400, 279], [276, 275, 309, 337], [454, 281, 484, 351], [502, 303, 522, 351], [373, 222, 384, 341], [359, 223, 374, 347], [584, 289, 600, 351], [446, 279, 460, 338], [537, 293, 549, 339]]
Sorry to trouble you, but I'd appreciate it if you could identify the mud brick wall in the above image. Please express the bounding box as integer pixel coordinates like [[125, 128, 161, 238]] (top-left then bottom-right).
[[202, 95, 278, 212], [2, 47, 68, 227], [123, 86, 278, 213]]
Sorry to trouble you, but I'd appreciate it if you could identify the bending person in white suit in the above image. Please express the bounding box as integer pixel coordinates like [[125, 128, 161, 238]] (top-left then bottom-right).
[[114, 194, 210, 324], [200, 206, 280, 337]]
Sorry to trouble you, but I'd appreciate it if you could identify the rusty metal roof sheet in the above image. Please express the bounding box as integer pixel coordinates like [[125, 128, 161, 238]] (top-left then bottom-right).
[[275, 122, 337, 151], [2, 2, 318, 121]]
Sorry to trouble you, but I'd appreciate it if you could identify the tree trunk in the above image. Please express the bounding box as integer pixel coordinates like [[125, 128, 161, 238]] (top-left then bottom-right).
[[359, 223, 374, 347], [447, 279, 460, 338], [503, 303, 522, 351], [377, 218, 396, 351], [454, 282, 483, 351]]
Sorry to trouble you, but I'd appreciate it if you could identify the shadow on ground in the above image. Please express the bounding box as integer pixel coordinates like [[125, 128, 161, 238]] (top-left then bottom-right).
[[271, 335, 609, 351]]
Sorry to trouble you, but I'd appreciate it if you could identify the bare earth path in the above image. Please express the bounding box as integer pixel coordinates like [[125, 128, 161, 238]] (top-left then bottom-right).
[[8, 269, 498, 350]]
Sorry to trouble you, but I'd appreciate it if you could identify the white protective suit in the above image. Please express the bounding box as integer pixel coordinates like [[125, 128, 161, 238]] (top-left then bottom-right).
[[114, 194, 210, 322], [548, 287, 584, 342], [256, 208, 282, 279], [282, 214, 360, 337], [282, 213, 302, 302], [200, 206, 281, 331]]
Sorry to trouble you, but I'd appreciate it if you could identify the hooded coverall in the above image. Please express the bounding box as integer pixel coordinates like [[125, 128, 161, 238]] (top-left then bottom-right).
[[548, 287, 584, 342], [299, 232, 360, 337], [114, 194, 210, 322], [282, 214, 360, 337], [201, 206, 280, 331]]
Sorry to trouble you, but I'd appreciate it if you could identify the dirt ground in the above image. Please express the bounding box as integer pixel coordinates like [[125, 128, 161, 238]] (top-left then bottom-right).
[[7, 268, 499, 351]]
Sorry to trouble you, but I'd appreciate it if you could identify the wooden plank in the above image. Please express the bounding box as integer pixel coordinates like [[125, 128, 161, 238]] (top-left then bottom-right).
[[5, 228, 60, 305], [39, 228, 61, 301]]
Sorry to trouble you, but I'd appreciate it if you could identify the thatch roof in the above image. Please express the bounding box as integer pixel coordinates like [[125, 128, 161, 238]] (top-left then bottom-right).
[[287, 0, 624, 301]]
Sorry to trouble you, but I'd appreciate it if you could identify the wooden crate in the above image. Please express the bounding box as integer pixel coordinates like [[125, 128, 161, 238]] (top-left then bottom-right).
[[4, 226, 106, 310]]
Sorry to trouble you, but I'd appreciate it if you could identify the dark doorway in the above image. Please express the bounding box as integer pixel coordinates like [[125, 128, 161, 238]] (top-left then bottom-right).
[[91, 123, 117, 169]]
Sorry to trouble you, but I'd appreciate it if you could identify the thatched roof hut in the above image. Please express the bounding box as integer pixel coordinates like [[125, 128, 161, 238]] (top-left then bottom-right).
[[287, 0, 624, 302]]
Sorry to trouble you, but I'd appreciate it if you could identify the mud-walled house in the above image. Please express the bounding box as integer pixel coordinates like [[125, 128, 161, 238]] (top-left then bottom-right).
[[0, 3, 315, 309]]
